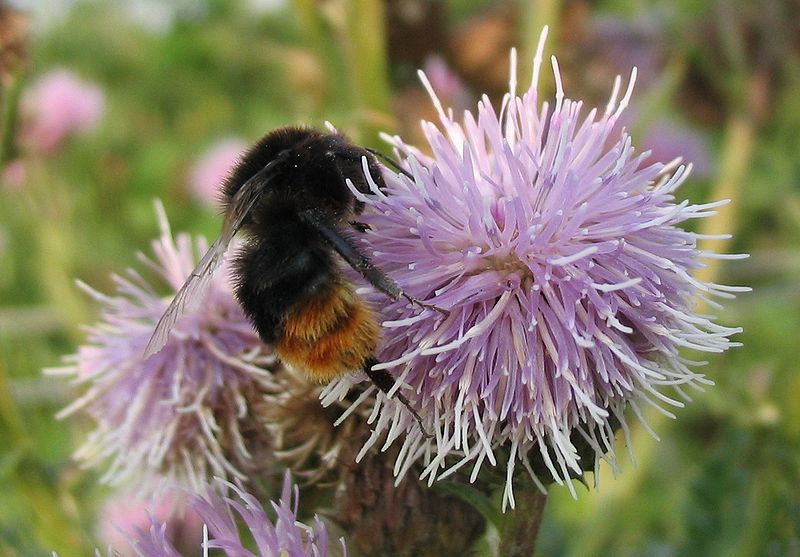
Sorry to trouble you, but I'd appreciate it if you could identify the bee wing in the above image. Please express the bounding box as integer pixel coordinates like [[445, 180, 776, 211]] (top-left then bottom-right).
[[142, 235, 227, 359], [143, 158, 283, 358]]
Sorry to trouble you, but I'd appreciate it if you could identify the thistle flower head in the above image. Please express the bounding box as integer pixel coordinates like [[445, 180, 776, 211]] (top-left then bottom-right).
[[50, 203, 280, 491], [326, 29, 747, 507]]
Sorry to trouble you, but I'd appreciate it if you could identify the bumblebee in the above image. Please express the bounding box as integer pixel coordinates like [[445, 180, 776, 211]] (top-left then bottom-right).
[[145, 127, 439, 430]]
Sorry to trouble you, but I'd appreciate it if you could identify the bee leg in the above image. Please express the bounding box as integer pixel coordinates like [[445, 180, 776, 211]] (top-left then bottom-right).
[[300, 210, 447, 315], [402, 292, 450, 317], [349, 220, 371, 233], [300, 210, 406, 299], [363, 359, 432, 439]]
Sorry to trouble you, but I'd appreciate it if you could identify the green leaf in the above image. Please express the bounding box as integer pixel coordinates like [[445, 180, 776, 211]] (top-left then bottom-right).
[[432, 481, 503, 529]]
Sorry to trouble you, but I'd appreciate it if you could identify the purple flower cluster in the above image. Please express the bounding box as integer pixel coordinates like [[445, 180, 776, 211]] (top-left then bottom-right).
[[49, 203, 278, 491], [68, 474, 343, 557], [325, 29, 746, 507]]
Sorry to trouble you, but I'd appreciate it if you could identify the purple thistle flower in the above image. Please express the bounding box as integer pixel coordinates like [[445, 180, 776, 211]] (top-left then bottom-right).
[[59, 474, 345, 556], [324, 29, 747, 508], [48, 202, 280, 491], [190, 472, 346, 557]]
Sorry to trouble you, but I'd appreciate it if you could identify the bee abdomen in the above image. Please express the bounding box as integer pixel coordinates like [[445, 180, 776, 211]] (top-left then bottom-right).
[[276, 281, 380, 382], [233, 234, 334, 344]]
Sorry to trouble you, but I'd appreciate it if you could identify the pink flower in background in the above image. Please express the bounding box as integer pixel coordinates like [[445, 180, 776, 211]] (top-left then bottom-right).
[[189, 139, 247, 205], [423, 55, 472, 113], [1, 159, 26, 190], [98, 491, 203, 557], [22, 68, 104, 153], [641, 119, 713, 179], [614, 105, 714, 180]]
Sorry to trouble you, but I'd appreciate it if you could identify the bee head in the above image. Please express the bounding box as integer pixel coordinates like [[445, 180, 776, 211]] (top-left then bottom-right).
[[221, 127, 388, 227], [294, 134, 386, 219]]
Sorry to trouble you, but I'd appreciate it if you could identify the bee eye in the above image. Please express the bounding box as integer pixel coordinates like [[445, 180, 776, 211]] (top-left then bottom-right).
[[325, 150, 336, 159]]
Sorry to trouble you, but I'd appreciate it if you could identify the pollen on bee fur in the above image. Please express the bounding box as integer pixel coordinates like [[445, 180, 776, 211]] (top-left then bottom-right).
[[277, 281, 380, 382]]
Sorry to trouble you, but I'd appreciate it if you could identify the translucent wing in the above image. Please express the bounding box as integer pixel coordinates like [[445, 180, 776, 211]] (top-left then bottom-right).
[[143, 158, 282, 358]]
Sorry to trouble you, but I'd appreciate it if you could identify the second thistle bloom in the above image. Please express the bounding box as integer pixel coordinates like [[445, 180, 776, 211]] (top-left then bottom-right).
[[336, 30, 746, 506], [50, 204, 280, 490]]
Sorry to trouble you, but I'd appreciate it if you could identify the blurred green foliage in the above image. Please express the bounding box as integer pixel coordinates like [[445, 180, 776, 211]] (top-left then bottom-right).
[[1, 0, 798, 555]]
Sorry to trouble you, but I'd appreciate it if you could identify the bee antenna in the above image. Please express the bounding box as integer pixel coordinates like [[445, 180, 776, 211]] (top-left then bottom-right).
[[366, 147, 414, 180]]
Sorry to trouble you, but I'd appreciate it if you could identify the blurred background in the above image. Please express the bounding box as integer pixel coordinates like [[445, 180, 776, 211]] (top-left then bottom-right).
[[0, 0, 798, 555]]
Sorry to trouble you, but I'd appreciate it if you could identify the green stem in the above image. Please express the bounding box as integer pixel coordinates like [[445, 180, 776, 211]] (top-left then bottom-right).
[[339, 0, 393, 145], [290, 0, 327, 38], [1, 74, 24, 166], [694, 69, 768, 292], [518, 0, 561, 97], [35, 218, 90, 343], [16, 463, 88, 555], [22, 162, 89, 343], [289, 0, 332, 112], [0, 358, 27, 447], [498, 488, 548, 557], [0, 306, 63, 336], [694, 112, 754, 286], [629, 56, 687, 140]]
